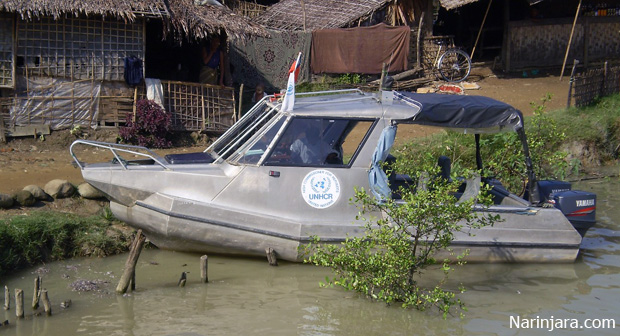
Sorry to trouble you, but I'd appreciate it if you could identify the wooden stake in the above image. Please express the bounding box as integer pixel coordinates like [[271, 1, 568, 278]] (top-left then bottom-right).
[[567, 59, 580, 109], [178, 272, 187, 287], [15, 289, 23, 319], [116, 230, 146, 294], [41, 289, 52, 316], [32, 276, 41, 309], [200, 255, 209, 283], [4, 286, 9, 310], [266, 247, 278, 266]]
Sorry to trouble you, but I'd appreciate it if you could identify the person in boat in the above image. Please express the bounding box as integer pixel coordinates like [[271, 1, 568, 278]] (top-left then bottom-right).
[[290, 125, 320, 164], [199, 36, 225, 86]]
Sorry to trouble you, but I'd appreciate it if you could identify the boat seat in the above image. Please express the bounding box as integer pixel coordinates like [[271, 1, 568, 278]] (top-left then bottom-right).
[[165, 152, 215, 164], [457, 174, 481, 204]]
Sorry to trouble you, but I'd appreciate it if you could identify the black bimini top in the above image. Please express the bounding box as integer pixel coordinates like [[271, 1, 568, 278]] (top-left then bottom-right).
[[395, 92, 524, 133]]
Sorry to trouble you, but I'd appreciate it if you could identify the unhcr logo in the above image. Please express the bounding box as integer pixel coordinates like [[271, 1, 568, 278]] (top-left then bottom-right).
[[301, 170, 341, 209]]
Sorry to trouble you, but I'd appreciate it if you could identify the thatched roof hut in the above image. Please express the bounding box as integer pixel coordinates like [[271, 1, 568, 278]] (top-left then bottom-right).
[[256, 0, 391, 31], [0, 0, 267, 39], [168, 0, 268, 39], [439, 0, 480, 10], [0, 0, 170, 21]]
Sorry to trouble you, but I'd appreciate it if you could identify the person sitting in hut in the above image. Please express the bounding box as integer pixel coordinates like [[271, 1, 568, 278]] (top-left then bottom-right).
[[200, 36, 224, 86], [252, 83, 268, 103]]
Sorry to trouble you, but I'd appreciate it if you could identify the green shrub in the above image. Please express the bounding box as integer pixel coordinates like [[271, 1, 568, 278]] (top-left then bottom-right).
[[304, 162, 499, 318], [0, 212, 132, 275]]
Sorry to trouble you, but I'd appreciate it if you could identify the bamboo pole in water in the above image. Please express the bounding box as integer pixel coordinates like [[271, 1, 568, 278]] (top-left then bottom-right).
[[41, 289, 52, 316], [266, 247, 278, 266], [32, 276, 41, 309], [178, 272, 187, 287], [200, 255, 209, 283], [116, 230, 146, 294], [15, 289, 23, 318]]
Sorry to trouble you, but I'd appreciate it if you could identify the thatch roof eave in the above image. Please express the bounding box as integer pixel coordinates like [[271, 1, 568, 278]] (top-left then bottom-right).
[[0, 0, 170, 22], [256, 0, 390, 32]]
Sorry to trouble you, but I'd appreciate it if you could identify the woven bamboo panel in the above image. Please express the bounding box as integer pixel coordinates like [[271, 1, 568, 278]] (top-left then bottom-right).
[[573, 65, 620, 107], [585, 21, 620, 62], [421, 36, 454, 72], [508, 22, 583, 70], [0, 97, 12, 128]]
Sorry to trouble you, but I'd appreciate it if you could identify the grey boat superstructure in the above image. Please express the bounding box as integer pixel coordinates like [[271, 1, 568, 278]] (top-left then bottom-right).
[[70, 89, 594, 263]]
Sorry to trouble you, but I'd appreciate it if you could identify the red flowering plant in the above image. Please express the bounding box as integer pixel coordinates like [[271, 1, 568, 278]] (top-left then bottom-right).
[[119, 99, 172, 148]]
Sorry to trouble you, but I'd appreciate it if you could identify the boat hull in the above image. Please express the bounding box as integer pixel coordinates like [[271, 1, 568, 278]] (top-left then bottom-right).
[[110, 197, 581, 263]]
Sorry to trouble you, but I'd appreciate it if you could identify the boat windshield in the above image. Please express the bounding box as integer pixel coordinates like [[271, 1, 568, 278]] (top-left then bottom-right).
[[262, 117, 375, 167], [210, 101, 278, 161], [228, 116, 287, 165]]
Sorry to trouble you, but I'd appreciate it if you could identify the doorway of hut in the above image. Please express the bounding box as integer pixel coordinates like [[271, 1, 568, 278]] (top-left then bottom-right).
[[144, 20, 204, 83], [432, 0, 506, 63]]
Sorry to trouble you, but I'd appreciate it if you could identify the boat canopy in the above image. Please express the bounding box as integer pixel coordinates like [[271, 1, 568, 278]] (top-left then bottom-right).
[[394, 92, 524, 133]]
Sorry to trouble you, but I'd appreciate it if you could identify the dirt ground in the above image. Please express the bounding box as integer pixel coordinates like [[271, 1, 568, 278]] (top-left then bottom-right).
[[0, 65, 574, 195]]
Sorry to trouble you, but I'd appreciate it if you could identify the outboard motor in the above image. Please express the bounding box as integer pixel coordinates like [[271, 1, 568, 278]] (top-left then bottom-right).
[[536, 180, 596, 237]]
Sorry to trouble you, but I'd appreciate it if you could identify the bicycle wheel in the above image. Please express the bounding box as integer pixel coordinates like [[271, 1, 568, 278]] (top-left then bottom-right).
[[438, 49, 471, 83]]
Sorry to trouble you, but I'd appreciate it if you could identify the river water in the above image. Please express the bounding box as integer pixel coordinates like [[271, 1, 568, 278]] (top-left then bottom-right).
[[1, 178, 618, 335]]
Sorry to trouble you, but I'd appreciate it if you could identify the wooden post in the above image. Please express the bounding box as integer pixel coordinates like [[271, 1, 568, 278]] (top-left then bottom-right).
[[237, 83, 244, 121], [200, 255, 209, 283], [0, 115, 6, 143], [602, 61, 608, 96], [560, 0, 582, 80], [15, 289, 23, 319], [4, 286, 9, 310], [32, 276, 41, 309], [567, 59, 580, 109], [116, 230, 146, 294], [177, 272, 187, 287], [265, 247, 278, 266], [379, 63, 387, 91], [41, 289, 52, 316], [416, 13, 424, 70]]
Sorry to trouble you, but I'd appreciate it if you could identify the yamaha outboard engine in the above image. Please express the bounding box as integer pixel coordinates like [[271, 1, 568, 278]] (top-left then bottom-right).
[[536, 180, 596, 237]]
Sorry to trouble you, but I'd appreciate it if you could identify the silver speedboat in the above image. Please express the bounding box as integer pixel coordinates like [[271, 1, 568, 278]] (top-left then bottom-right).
[[70, 89, 596, 263]]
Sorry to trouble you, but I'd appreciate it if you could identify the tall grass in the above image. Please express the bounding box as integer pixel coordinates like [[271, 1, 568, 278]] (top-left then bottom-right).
[[0, 211, 132, 275]]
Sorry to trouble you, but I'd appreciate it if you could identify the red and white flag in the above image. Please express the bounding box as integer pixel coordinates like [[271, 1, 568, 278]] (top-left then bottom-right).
[[281, 52, 302, 112]]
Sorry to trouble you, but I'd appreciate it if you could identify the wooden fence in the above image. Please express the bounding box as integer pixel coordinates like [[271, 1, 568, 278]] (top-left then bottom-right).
[[573, 63, 620, 107], [137, 81, 237, 133]]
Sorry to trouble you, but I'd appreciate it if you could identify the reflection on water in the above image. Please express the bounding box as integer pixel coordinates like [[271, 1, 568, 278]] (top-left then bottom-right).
[[1, 178, 618, 335]]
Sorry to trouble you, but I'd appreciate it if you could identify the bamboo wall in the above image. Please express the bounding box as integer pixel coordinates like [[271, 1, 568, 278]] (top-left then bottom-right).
[[573, 64, 620, 107], [505, 16, 620, 71], [16, 16, 144, 82]]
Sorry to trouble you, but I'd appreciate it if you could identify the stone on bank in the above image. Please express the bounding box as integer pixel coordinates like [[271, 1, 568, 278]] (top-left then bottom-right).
[[23, 185, 49, 200], [44, 179, 75, 199]]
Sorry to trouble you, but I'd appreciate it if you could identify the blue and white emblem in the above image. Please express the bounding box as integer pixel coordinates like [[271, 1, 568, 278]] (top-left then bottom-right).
[[301, 170, 341, 209]]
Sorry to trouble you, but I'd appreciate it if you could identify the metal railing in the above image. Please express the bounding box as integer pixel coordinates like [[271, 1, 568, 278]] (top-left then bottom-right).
[[70, 140, 170, 171]]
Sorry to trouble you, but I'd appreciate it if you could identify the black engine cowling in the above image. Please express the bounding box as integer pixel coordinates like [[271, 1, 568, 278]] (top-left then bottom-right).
[[536, 180, 596, 237]]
